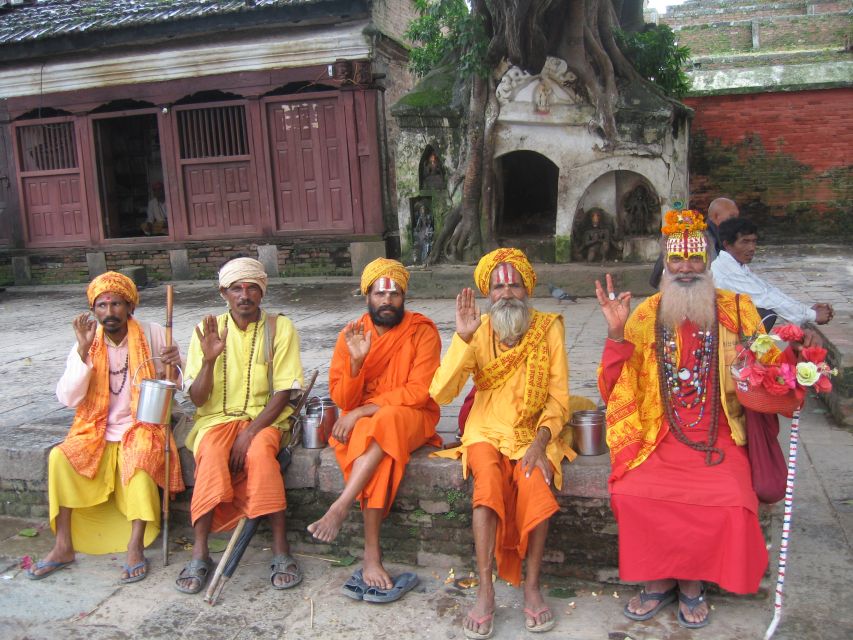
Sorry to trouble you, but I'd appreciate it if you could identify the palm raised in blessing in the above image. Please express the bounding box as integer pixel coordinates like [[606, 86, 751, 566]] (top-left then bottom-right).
[[456, 287, 481, 341], [594, 273, 632, 338], [343, 321, 372, 363], [195, 315, 227, 363]]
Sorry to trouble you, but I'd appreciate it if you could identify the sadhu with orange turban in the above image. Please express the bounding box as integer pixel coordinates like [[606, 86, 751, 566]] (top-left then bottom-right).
[[30, 271, 184, 583], [430, 247, 574, 636], [309, 256, 441, 602]]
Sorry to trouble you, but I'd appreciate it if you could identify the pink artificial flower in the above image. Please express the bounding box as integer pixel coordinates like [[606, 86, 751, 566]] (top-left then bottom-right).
[[763, 365, 793, 396], [779, 363, 797, 390], [773, 324, 805, 343], [741, 362, 766, 387]]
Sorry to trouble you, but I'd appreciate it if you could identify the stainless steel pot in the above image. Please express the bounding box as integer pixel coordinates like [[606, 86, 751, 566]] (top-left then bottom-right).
[[570, 409, 608, 456], [132, 359, 183, 425]]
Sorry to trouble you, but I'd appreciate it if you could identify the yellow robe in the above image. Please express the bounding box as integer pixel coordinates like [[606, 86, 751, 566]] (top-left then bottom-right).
[[430, 310, 575, 489]]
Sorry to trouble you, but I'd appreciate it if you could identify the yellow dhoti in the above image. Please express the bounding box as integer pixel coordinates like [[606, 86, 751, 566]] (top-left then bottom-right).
[[48, 442, 160, 555]]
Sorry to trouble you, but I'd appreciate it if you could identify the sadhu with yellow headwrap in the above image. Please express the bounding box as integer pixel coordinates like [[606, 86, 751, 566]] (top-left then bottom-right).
[[594, 206, 805, 627], [29, 271, 184, 584], [309, 257, 441, 601], [430, 248, 574, 636], [178, 256, 304, 594]]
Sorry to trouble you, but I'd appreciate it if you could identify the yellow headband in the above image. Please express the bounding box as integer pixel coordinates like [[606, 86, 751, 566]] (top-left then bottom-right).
[[87, 271, 139, 307], [662, 208, 708, 260], [473, 248, 536, 296], [360, 258, 410, 295]]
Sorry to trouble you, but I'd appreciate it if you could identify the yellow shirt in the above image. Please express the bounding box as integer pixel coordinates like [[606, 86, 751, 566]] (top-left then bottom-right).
[[430, 311, 575, 489], [184, 311, 303, 452]]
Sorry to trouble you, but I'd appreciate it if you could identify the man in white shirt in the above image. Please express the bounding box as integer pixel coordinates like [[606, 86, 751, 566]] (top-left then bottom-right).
[[142, 181, 168, 236], [28, 272, 184, 583], [711, 217, 833, 328]]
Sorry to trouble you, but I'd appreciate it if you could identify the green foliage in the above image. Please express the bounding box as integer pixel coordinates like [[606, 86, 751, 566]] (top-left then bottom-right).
[[405, 0, 488, 78], [615, 24, 691, 98]]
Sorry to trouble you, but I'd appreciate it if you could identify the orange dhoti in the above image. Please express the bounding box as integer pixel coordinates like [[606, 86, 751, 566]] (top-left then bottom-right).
[[468, 441, 558, 586], [332, 405, 441, 515], [191, 420, 285, 532]]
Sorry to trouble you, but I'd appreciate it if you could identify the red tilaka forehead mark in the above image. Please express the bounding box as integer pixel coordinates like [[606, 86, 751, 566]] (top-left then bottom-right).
[[375, 277, 397, 292], [493, 263, 519, 285]]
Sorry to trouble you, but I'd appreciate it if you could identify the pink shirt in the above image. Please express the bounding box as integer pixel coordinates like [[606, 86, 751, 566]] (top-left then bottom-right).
[[56, 322, 177, 441]]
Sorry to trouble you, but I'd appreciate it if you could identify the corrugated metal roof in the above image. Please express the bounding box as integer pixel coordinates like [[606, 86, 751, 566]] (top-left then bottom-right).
[[0, 0, 320, 45]]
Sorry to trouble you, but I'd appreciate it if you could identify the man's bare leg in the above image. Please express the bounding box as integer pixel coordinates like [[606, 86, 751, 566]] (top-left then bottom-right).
[[465, 505, 497, 637], [308, 440, 385, 542], [677, 579, 709, 625], [175, 510, 213, 591], [523, 519, 553, 628], [30, 506, 75, 576], [121, 519, 147, 580], [269, 509, 299, 588], [625, 578, 677, 616], [362, 507, 393, 590]]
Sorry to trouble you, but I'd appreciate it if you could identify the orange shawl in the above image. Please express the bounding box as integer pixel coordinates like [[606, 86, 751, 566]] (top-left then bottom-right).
[[58, 318, 185, 493]]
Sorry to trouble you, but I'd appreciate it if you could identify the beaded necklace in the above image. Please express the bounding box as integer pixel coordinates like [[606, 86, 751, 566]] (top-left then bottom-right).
[[221, 314, 259, 417], [655, 311, 724, 466], [109, 353, 129, 396]]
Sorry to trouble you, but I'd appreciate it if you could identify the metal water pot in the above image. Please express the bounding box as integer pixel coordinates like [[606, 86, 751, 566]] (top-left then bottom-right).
[[304, 396, 339, 446], [132, 359, 183, 425], [570, 409, 608, 456]]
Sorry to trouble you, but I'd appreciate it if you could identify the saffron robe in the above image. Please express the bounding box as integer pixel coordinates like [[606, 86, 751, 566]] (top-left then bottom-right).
[[328, 311, 442, 515], [430, 311, 572, 585], [598, 292, 780, 593]]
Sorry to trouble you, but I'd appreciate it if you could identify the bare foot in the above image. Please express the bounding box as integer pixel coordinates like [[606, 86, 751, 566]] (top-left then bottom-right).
[[121, 544, 147, 581], [307, 504, 349, 543], [361, 550, 393, 590], [523, 581, 554, 629], [625, 579, 677, 617], [677, 580, 709, 626], [464, 582, 495, 637], [30, 543, 75, 577]]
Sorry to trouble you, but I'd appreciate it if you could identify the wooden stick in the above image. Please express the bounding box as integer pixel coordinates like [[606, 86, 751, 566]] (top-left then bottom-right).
[[163, 284, 174, 567], [205, 517, 247, 605]]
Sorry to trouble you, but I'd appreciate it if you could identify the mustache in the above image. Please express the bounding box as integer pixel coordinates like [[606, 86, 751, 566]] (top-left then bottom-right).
[[377, 304, 396, 313], [102, 316, 121, 324]]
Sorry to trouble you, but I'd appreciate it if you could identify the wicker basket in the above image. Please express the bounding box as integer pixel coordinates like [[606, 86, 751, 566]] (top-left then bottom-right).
[[734, 378, 803, 418]]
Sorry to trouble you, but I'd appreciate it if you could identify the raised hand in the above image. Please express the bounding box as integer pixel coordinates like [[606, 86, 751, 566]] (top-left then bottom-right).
[[455, 287, 481, 342], [195, 315, 227, 363], [343, 321, 372, 372], [73, 312, 97, 360], [594, 273, 632, 341]]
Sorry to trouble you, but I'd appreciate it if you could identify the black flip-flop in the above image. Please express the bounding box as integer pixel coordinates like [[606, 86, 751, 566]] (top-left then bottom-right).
[[677, 584, 710, 629], [623, 585, 678, 621], [341, 568, 368, 600], [363, 572, 419, 604]]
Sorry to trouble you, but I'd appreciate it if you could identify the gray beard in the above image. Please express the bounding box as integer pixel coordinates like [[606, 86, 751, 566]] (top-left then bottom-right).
[[490, 298, 530, 346], [659, 269, 717, 331]]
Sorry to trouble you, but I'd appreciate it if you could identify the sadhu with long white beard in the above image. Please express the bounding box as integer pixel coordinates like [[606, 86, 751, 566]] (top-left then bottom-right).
[[595, 209, 820, 629], [430, 248, 574, 639]]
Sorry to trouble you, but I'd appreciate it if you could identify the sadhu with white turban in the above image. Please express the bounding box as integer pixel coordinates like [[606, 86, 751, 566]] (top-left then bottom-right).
[[309, 257, 441, 602], [178, 257, 304, 594], [30, 271, 184, 584], [430, 248, 574, 637]]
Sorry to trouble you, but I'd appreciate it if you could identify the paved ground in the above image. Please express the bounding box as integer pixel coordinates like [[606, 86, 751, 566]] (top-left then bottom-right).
[[0, 243, 851, 639]]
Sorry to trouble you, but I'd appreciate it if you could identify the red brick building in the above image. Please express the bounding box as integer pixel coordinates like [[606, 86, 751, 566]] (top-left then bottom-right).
[[654, 0, 852, 238], [0, 0, 418, 284]]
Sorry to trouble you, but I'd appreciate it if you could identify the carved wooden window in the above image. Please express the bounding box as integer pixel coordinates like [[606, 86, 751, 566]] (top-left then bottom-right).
[[177, 105, 248, 159], [16, 122, 77, 172]]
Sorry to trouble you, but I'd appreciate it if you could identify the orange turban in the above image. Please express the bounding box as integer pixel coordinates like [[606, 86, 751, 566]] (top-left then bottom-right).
[[474, 248, 536, 296], [360, 258, 410, 295], [87, 271, 139, 307]]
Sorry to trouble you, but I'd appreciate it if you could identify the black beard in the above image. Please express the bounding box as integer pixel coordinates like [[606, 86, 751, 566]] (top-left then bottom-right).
[[369, 302, 405, 328]]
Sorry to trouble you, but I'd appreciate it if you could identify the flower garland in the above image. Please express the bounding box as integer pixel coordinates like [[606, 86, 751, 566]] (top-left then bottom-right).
[[661, 207, 707, 235]]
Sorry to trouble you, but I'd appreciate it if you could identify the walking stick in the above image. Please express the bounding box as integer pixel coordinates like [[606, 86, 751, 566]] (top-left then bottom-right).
[[205, 370, 319, 605], [163, 284, 174, 567], [764, 408, 802, 640]]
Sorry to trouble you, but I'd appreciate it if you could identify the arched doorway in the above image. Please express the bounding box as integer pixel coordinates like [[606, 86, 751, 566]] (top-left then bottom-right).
[[496, 151, 558, 259]]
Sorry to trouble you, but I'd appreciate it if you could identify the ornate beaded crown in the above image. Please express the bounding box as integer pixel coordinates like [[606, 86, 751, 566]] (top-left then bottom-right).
[[662, 203, 708, 260]]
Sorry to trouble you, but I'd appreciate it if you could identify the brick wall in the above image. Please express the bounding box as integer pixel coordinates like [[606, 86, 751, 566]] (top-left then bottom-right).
[[677, 22, 754, 56], [371, 0, 419, 45], [685, 88, 853, 238], [759, 14, 852, 50]]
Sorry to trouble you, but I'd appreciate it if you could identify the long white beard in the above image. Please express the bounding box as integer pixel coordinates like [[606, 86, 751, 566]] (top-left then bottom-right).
[[490, 298, 530, 346], [659, 269, 717, 330]]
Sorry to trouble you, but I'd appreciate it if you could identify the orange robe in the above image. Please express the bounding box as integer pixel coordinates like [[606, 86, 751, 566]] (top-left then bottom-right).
[[329, 311, 442, 514]]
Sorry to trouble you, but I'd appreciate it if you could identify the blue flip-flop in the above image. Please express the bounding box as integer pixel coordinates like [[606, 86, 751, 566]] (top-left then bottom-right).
[[362, 572, 419, 604], [26, 559, 74, 580], [341, 568, 368, 600], [120, 557, 149, 584]]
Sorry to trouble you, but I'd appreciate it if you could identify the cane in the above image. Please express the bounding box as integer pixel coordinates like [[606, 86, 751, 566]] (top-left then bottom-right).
[[163, 284, 174, 567], [764, 408, 802, 640]]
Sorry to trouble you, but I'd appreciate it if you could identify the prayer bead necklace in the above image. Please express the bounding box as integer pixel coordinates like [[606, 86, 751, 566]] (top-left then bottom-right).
[[660, 327, 714, 421], [109, 354, 129, 396], [221, 315, 258, 417], [655, 314, 724, 466]]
